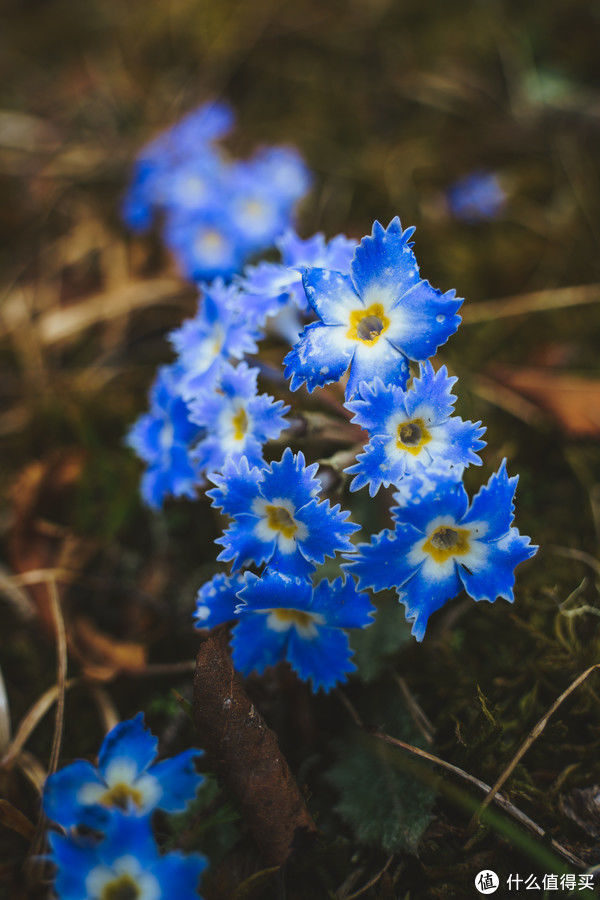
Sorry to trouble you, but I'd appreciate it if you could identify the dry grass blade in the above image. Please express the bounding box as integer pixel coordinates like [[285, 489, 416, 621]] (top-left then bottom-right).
[[46, 577, 67, 777], [468, 663, 600, 832], [0, 665, 11, 754], [16, 751, 47, 796], [338, 691, 585, 869], [0, 678, 78, 771], [463, 283, 600, 325], [0, 799, 36, 841]]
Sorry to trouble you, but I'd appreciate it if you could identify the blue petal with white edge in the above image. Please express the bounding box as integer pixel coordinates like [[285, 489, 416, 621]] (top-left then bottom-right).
[[43, 760, 106, 829], [97, 713, 158, 778], [215, 518, 276, 572], [237, 571, 312, 611], [302, 268, 361, 324], [284, 322, 354, 392], [312, 576, 375, 629], [442, 417, 486, 468], [207, 457, 263, 516], [350, 217, 419, 307], [344, 377, 401, 435], [345, 524, 424, 594], [294, 498, 359, 565], [194, 572, 246, 629], [403, 362, 458, 423], [345, 437, 402, 496], [461, 459, 518, 540], [391, 480, 470, 535], [147, 749, 204, 813], [397, 559, 463, 642], [386, 282, 462, 361], [259, 448, 321, 510], [345, 339, 410, 398], [287, 626, 355, 692], [458, 527, 537, 603], [231, 614, 289, 676]]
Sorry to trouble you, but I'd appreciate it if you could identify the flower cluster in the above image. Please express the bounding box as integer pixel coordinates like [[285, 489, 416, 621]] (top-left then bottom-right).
[[122, 100, 311, 282], [193, 450, 374, 691], [44, 714, 206, 899], [124, 102, 536, 677]]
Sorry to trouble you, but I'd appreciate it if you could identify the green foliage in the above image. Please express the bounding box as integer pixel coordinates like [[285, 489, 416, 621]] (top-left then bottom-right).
[[326, 691, 435, 855], [165, 774, 241, 864], [350, 594, 413, 682]]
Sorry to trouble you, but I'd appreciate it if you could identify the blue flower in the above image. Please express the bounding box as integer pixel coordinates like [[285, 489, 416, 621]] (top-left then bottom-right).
[[43, 713, 203, 829], [208, 448, 359, 576], [251, 146, 312, 204], [165, 208, 245, 283], [284, 216, 462, 398], [345, 462, 537, 641], [48, 812, 206, 900], [238, 229, 356, 340], [233, 571, 373, 691], [344, 363, 486, 496], [226, 160, 292, 255], [126, 363, 204, 509], [169, 280, 262, 401], [447, 171, 506, 222], [188, 362, 288, 474]]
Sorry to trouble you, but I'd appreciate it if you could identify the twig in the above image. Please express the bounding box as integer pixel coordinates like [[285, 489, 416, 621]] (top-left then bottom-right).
[[468, 663, 600, 832], [47, 577, 67, 776], [395, 674, 434, 745], [337, 691, 586, 870]]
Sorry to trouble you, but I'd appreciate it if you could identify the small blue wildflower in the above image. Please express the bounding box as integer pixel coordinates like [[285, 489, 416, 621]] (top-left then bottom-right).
[[284, 216, 462, 398], [126, 363, 203, 509], [238, 229, 356, 339], [195, 570, 373, 692], [165, 208, 245, 283], [207, 448, 359, 576], [168, 100, 235, 154], [345, 462, 537, 641], [169, 280, 262, 401], [447, 171, 506, 222], [188, 362, 289, 474], [344, 363, 486, 496], [226, 160, 292, 255], [48, 812, 206, 900], [43, 713, 203, 829], [251, 146, 312, 204]]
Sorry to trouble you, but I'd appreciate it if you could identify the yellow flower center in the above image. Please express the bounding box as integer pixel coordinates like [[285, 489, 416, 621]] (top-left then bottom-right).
[[102, 875, 140, 900], [99, 782, 144, 811], [232, 407, 248, 440], [396, 418, 431, 455], [197, 228, 225, 255], [271, 608, 315, 629], [347, 303, 390, 345], [423, 526, 471, 563], [243, 199, 266, 220], [265, 504, 298, 539]]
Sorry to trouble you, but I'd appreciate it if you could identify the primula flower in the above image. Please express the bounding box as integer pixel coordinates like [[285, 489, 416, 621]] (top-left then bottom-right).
[[251, 146, 312, 204], [188, 362, 288, 474], [194, 571, 374, 692], [165, 208, 245, 283], [239, 229, 356, 335], [48, 812, 206, 900], [43, 713, 203, 829], [208, 448, 359, 576], [126, 364, 203, 509], [346, 463, 537, 641], [169, 280, 261, 401], [227, 161, 292, 254], [344, 363, 486, 496], [447, 171, 506, 222], [284, 216, 462, 398]]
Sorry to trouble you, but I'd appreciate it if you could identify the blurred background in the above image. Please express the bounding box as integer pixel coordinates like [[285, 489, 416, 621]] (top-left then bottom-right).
[[1, 1, 600, 897]]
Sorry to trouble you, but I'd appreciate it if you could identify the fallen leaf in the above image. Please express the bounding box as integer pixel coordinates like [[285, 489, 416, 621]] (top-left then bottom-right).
[[488, 366, 600, 437]]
